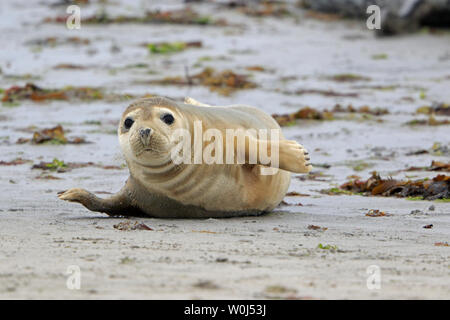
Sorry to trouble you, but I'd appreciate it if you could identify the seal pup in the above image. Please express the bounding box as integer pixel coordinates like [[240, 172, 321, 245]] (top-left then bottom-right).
[[58, 96, 312, 218]]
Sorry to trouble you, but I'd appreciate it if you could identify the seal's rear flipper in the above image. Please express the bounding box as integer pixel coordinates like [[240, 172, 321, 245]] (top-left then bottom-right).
[[58, 188, 141, 217], [184, 97, 212, 107]]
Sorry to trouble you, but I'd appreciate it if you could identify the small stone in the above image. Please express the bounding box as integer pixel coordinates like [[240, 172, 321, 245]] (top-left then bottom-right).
[[429, 205, 435, 211]]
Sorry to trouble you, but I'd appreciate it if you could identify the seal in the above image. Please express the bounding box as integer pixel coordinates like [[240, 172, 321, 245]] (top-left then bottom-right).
[[58, 96, 312, 218]]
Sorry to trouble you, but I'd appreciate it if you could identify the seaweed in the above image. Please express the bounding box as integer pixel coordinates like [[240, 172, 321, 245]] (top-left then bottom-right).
[[17, 125, 88, 145], [405, 115, 449, 126], [272, 104, 387, 126], [1, 83, 103, 103], [328, 74, 371, 82], [32, 159, 123, 173], [113, 221, 153, 231], [46, 9, 226, 26], [146, 41, 202, 54], [416, 103, 450, 116], [338, 172, 450, 200], [148, 67, 257, 96]]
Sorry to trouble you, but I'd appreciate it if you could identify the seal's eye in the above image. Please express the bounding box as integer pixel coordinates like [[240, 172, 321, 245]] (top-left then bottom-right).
[[124, 118, 134, 130], [161, 113, 174, 125]]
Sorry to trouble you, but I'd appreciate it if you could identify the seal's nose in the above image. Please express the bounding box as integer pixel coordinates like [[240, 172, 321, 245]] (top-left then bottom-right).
[[140, 128, 151, 138], [139, 128, 152, 146]]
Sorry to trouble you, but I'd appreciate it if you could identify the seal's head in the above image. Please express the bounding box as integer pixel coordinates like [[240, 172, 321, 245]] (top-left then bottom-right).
[[119, 97, 184, 165]]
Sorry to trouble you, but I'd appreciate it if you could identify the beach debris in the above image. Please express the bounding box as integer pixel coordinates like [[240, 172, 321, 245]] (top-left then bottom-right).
[[1, 83, 103, 103], [317, 243, 338, 251], [113, 221, 153, 231], [296, 172, 332, 182], [239, 3, 290, 17], [288, 89, 359, 98], [272, 104, 387, 126], [1, 83, 146, 104], [120, 257, 136, 264], [406, 143, 449, 157], [26, 37, 90, 47], [192, 230, 217, 234], [307, 225, 328, 231], [416, 103, 450, 116], [405, 115, 450, 126], [45, 8, 226, 26], [264, 285, 297, 295], [406, 149, 429, 156], [0, 158, 31, 166], [245, 65, 267, 72], [365, 209, 392, 217], [319, 187, 353, 195], [16, 125, 88, 145], [193, 280, 220, 289], [338, 172, 450, 200], [146, 41, 202, 54], [32, 158, 122, 173], [53, 64, 87, 70], [149, 67, 256, 96], [404, 160, 450, 172], [434, 242, 449, 246], [371, 53, 388, 60], [430, 143, 449, 156], [304, 10, 342, 22], [328, 73, 371, 82], [332, 104, 388, 116], [35, 174, 63, 180], [272, 107, 333, 126], [285, 191, 310, 197]]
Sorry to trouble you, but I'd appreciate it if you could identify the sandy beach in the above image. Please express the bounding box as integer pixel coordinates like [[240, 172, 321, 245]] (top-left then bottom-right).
[[0, 0, 449, 299]]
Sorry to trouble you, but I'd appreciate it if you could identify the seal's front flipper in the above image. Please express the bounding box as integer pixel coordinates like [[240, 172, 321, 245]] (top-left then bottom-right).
[[277, 140, 312, 174], [58, 188, 139, 216], [184, 97, 212, 107], [244, 137, 312, 174]]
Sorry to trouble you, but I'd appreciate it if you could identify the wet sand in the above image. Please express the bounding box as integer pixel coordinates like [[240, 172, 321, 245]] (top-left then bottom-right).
[[0, 0, 449, 299]]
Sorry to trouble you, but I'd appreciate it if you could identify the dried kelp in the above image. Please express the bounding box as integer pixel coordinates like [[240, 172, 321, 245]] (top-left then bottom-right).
[[339, 172, 449, 200], [32, 159, 122, 173], [239, 3, 290, 17], [0, 158, 31, 166], [272, 104, 387, 126], [149, 67, 257, 96], [46, 9, 226, 26], [272, 107, 333, 126], [26, 37, 90, 47], [1, 83, 103, 103], [146, 41, 202, 54], [113, 221, 153, 231], [405, 115, 449, 126], [328, 74, 371, 82], [1, 83, 142, 103], [404, 161, 450, 172], [416, 103, 450, 116], [332, 104, 388, 116], [16, 125, 87, 145]]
